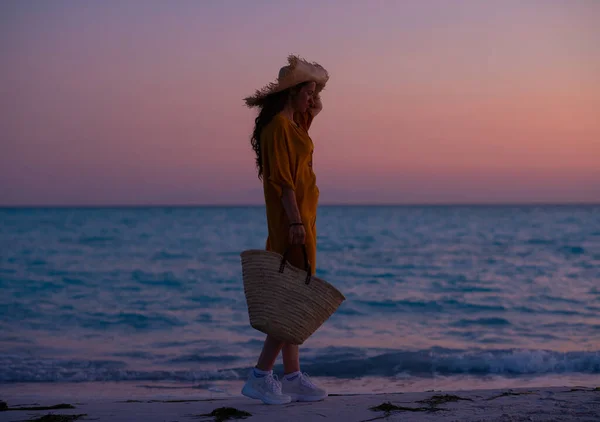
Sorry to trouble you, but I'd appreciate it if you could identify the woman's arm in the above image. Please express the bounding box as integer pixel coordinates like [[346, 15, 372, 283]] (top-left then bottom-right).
[[310, 94, 323, 118], [281, 187, 302, 224], [281, 187, 305, 245]]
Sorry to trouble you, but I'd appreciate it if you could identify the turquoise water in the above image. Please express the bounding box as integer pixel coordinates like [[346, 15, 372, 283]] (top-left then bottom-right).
[[1, 205, 599, 396]]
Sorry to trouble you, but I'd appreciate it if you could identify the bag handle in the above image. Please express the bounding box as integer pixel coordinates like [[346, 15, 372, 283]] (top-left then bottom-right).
[[279, 244, 312, 285]]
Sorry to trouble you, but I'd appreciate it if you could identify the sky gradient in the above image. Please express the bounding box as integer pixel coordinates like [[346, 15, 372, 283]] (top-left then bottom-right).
[[1, 0, 598, 205]]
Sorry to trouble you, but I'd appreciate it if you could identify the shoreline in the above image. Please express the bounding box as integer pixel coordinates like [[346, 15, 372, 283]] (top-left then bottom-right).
[[1, 385, 599, 422]]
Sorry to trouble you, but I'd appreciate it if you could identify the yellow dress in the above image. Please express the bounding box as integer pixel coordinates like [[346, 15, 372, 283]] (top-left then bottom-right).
[[261, 111, 319, 274]]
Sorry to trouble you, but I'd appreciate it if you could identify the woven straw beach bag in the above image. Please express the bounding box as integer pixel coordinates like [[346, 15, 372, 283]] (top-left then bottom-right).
[[240, 245, 345, 345]]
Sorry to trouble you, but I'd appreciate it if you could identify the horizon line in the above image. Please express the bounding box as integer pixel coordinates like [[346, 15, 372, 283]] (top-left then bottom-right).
[[1, 202, 599, 209]]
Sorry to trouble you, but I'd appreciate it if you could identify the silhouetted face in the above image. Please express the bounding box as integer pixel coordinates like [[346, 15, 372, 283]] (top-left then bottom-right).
[[291, 81, 316, 113]]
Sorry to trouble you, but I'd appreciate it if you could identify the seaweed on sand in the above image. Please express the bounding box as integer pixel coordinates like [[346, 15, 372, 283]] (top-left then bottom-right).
[[485, 390, 536, 401], [0, 403, 76, 412], [362, 401, 446, 422], [15, 414, 87, 422], [191, 407, 252, 422], [416, 394, 473, 407]]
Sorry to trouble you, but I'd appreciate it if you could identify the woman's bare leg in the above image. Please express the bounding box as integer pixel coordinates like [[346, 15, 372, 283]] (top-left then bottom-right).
[[282, 343, 300, 374], [256, 335, 285, 371]]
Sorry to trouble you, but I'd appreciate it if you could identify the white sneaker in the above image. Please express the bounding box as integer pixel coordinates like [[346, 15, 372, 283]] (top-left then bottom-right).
[[241, 369, 291, 405], [281, 372, 327, 402]]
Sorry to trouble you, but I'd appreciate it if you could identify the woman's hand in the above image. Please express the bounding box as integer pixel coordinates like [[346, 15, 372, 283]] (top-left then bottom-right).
[[310, 94, 323, 117], [289, 224, 306, 245], [313, 94, 322, 109]]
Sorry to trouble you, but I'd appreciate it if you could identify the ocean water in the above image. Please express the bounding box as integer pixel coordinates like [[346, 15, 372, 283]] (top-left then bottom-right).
[[1, 205, 599, 399]]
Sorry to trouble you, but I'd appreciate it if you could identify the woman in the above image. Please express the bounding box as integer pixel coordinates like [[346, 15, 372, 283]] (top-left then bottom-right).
[[240, 55, 329, 405]]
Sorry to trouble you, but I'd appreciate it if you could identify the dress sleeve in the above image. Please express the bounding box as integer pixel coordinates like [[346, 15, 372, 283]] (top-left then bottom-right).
[[294, 110, 314, 132], [264, 122, 295, 196]]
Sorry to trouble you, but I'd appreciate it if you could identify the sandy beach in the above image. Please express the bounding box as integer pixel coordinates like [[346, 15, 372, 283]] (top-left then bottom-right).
[[1, 385, 599, 422]]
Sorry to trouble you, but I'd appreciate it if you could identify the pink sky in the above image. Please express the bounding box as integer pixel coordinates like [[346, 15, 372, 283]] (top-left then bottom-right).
[[1, 0, 598, 205]]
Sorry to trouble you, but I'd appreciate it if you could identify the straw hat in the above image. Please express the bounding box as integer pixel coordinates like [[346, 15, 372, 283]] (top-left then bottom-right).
[[243, 54, 329, 108]]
